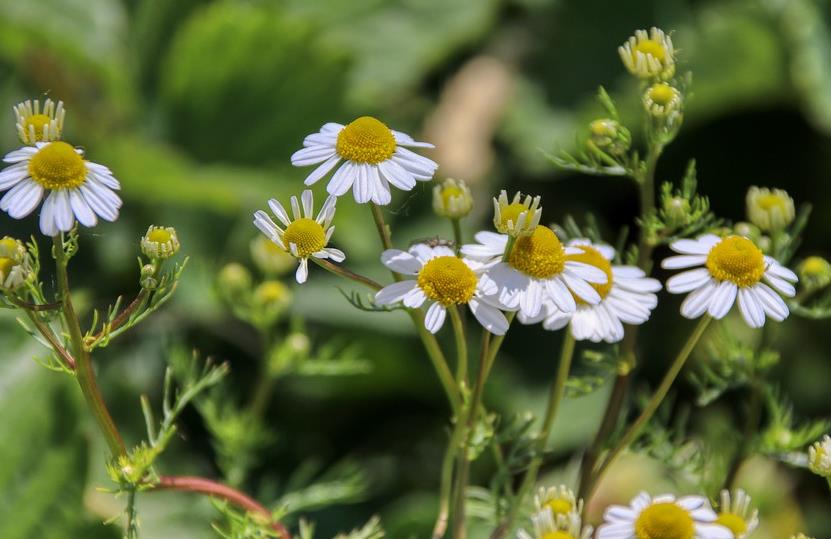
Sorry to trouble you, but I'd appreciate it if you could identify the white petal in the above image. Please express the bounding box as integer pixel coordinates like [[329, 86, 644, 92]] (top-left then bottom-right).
[[79, 181, 120, 221], [562, 272, 601, 304], [376, 280, 418, 305], [695, 523, 733, 539], [327, 161, 355, 196], [764, 257, 798, 281], [763, 273, 796, 297], [680, 279, 717, 319], [519, 280, 542, 318], [52, 189, 74, 232], [291, 145, 336, 166], [738, 287, 765, 328], [662, 255, 707, 269], [753, 283, 789, 321], [301, 190, 314, 218], [302, 132, 337, 147], [670, 238, 713, 255], [566, 261, 608, 283], [0, 179, 43, 218], [369, 167, 391, 205], [546, 277, 577, 313], [612, 266, 646, 279], [352, 163, 372, 203], [666, 268, 711, 294], [543, 310, 571, 331], [403, 287, 427, 308], [708, 281, 737, 319], [321, 247, 345, 262], [3, 146, 37, 163], [424, 302, 447, 334], [0, 163, 30, 190], [303, 154, 341, 186], [267, 198, 291, 226], [39, 192, 58, 236], [392, 130, 434, 148], [469, 299, 508, 335], [295, 258, 308, 284], [378, 159, 416, 191], [69, 188, 97, 227], [381, 249, 422, 275]]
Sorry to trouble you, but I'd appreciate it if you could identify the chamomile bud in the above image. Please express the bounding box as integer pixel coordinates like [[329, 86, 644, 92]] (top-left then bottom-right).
[[253, 280, 292, 312], [493, 190, 541, 237], [217, 263, 252, 296], [618, 27, 676, 80], [14, 98, 65, 145], [798, 256, 831, 292], [250, 235, 295, 276], [662, 195, 691, 228], [746, 186, 795, 232], [0, 236, 30, 292], [809, 435, 831, 478], [141, 226, 180, 260], [733, 222, 760, 240], [589, 119, 631, 156], [643, 82, 682, 118], [140, 264, 158, 290], [433, 178, 473, 219]]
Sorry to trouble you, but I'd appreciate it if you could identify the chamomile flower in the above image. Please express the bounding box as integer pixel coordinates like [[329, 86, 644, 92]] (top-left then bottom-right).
[[375, 244, 509, 335], [808, 435, 831, 478], [253, 190, 343, 284], [141, 226, 180, 260], [643, 83, 682, 118], [715, 489, 759, 539], [619, 27, 676, 80], [520, 240, 661, 343], [433, 178, 473, 219], [291, 116, 437, 205], [493, 190, 542, 237], [0, 141, 122, 236], [663, 234, 798, 328], [597, 492, 731, 539], [461, 228, 608, 319], [14, 98, 65, 145], [746, 186, 795, 231], [535, 485, 581, 524], [517, 507, 593, 539], [0, 236, 31, 291]]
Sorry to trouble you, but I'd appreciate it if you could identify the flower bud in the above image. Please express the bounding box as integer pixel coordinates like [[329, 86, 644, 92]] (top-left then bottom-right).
[[798, 256, 831, 292], [433, 178, 473, 219], [250, 235, 295, 276], [140, 264, 158, 290], [217, 263, 252, 296], [141, 226, 180, 260], [493, 190, 541, 237], [809, 435, 831, 478], [14, 98, 65, 145], [253, 280, 292, 312], [662, 196, 691, 228], [0, 236, 30, 292], [643, 82, 682, 119], [746, 186, 795, 232], [619, 27, 676, 80], [589, 119, 631, 157]]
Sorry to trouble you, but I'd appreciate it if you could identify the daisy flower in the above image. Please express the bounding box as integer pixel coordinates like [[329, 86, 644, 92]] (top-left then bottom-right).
[[461, 228, 608, 319], [0, 141, 122, 236], [517, 507, 592, 539], [715, 489, 759, 539], [618, 27, 676, 80], [520, 240, 661, 343], [597, 492, 731, 539], [534, 485, 581, 524], [663, 234, 798, 328], [253, 190, 343, 284], [14, 98, 65, 145], [374, 244, 509, 335], [290, 116, 437, 205]]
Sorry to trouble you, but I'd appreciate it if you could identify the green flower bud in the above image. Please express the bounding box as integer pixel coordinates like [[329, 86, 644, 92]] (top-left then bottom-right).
[[746, 186, 795, 232], [589, 119, 631, 156], [433, 178, 473, 219], [799, 256, 831, 292], [218, 263, 252, 296], [141, 226, 180, 260]]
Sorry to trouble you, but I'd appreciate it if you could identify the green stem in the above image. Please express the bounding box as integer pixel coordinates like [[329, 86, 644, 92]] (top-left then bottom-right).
[[312, 257, 383, 290], [499, 332, 576, 536], [370, 202, 394, 251], [589, 316, 712, 498], [449, 306, 468, 386], [18, 306, 76, 370], [451, 218, 464, 254], [53, 234, 125, 457]]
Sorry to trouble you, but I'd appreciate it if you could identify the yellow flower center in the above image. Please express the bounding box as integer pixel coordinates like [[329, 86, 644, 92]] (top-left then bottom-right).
[[705, 235, 765, 287], [567, 246, 613, 304], [634, 39, 666, 62], [802, 256, 829, 276], [715, 512, 747, 536], [283, 218, 326, 258], [417, 256, 478, 306], [0, 257, 16, 280], [649, 83, 676, 106], [590, 119, 617, 137], [544, 498, 574, 517], [28, 141, 86, 190], [147, 228, 172, 243], [335, 116, 396, 164], [634, 502, 694, 539], [541, 532, 574, 539], [441, 185, 465, 206], [0, 238, 19, 254], [756, 193, 788, 212], [498, 202, 529, 228], [509, 226, 566, 279], [254, 281, 291, 304], [23, 113, 52, 141]]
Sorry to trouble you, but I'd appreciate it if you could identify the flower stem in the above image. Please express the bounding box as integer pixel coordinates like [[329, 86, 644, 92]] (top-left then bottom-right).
[[587, 315, 712, 498], [449, 305, 468, 386], [370, 202, 394, 251], [451, 218, 464, 253], [497, 332, 576, 537], [153, 475, 290, 539], [312, 257, 382, 290], [52, 234, 125, 457]]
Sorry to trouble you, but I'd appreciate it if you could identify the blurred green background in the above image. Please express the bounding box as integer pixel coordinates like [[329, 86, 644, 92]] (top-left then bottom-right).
[[1, 0, 830, 537]]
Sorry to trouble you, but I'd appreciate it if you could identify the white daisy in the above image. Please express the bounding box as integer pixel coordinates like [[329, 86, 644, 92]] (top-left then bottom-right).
[[253, 189, 344, 284], [14, 98, 65, 145], [0, 141, 122, 236], [517, 507, 592, 539], [290, 116, 437, 205], [597, 492, 732, 539], [461, 228, 608, 319], [715, 489, 759, 539], [663, 234, 798, 328], [520, 240, 661, 343], [375, 244, 509, 335]]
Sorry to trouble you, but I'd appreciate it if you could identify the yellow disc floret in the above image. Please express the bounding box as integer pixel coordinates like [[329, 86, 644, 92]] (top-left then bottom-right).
[[705, 236, 765, 287], [541, 532, 574, 539], [28, 141, 86, 190], [282, 218, 326, 258], [336, 116, 396, 164], [499, 203, 529, 229], [509, 226, 566, 279], [23, 114, 52, 141], [633, 39, 666, 62], [148, 228, 172, 243], [544, 498, 573, 517], [567, 246, 613, 303], [715, 513, 747, 536], [648, 83, 676, 106], [417, 256, 478, 306], [634, 503, 694, 539]]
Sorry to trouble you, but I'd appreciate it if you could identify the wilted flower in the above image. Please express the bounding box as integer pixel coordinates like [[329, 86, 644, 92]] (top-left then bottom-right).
[[141, 226, 180, 260], [433, 178, 473, 219], [746, 186, 795, 232], [618, 27, 676, 80], [492, 190, 541, 238], [14, 98, 65, 145]]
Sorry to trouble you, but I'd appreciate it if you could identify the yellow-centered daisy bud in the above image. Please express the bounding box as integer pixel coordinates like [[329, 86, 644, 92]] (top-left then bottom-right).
[[798, 256, 831, 292], [746, 186, 795, 232], [217, 263, 252, 296], [250, 235, 295, 276], [141, 226, 180, 260], [643, 82, 682, 118], [619, 27, 676, 80], [253, 280, 293, 313], [433, 178, 473, 219], [14, 98, 65, 145], [589, 118, 631, 156], [493, 190, 541, 237], [809, 435, 831, 478], [0, 236, 30, 292]]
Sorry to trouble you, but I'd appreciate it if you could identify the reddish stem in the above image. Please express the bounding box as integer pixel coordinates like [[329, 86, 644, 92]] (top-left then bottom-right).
[[154, 475, 290, 539]]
